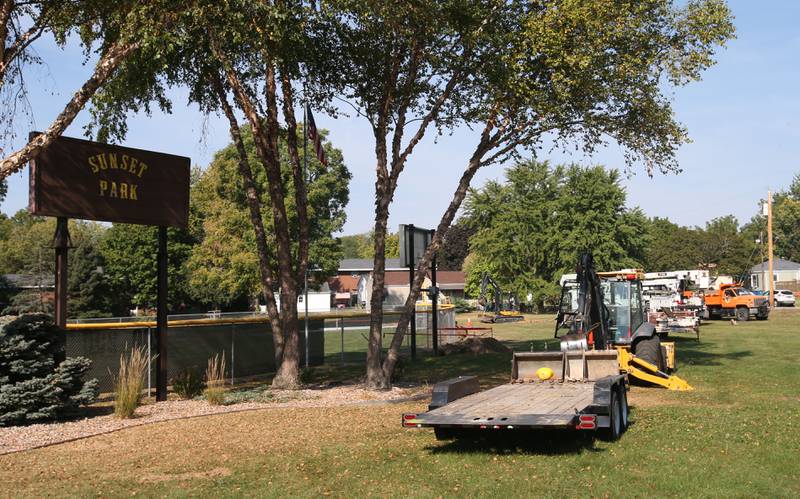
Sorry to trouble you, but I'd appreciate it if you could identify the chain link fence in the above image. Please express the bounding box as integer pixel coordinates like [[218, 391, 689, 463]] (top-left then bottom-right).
[[67, 319, 324, 393], [66, 306, 456, 393]]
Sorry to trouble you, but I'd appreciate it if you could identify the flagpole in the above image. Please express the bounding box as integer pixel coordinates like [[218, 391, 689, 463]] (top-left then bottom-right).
[[303, 92, 310, 369]]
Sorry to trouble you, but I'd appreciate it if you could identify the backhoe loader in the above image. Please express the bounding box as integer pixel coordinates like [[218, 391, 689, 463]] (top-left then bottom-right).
[[477, 272, 524, 323], [556, 253, 692, 391]]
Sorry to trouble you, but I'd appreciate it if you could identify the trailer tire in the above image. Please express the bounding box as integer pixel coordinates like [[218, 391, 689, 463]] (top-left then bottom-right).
[[618, 386, 629, 432], [735, 306, 749, 322], [434, 428, 457, 441], [600, 391, 622, 441], [633, 336, 665, 372]]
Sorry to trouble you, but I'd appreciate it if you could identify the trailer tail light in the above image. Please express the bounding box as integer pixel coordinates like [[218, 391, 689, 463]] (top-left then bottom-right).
[[402, 414, 420, 428], [577, 415, 596, 430], [626, 274, 636, 280]]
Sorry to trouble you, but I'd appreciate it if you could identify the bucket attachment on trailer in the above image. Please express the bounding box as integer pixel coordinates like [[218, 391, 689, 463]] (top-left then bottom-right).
[[616, 347, 693, 391]]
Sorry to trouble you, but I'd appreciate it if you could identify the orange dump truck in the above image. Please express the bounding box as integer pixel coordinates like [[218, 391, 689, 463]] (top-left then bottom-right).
[[703, 283, 769, 321]]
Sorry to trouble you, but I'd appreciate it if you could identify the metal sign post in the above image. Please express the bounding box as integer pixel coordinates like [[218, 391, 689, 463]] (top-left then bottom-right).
[[156, 227, 168, 401], [430, 230, 438, 356], [406, 224, 417, 359], [52, 217, 70, 364], [400, 224, 435, 360]]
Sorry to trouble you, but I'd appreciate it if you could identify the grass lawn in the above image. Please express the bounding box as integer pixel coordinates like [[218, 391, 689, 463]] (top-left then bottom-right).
[[2, 309, 799, 497]]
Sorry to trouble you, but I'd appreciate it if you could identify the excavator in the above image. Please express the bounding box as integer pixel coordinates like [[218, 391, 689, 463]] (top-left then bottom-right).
[[477, 272, 524, 323], [556, 253, 692, 391]]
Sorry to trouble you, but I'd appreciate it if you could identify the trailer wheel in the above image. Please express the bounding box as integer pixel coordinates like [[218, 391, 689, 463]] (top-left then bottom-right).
[[735, 306, 749, 322], [618, 387, 629, 432], [600, 391, 622, 441], [633, 336, 665, 372], [434, 428, 456, 441]]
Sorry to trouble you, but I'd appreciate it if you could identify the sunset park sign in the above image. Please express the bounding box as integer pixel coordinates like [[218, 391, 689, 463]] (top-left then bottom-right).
[[28, 134, 190, 401], [29, 134, 190, 227]]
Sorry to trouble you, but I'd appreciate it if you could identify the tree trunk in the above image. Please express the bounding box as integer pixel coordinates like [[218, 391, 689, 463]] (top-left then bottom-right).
[[365, 126, 392, 389], [262, 63, 302, 389], [278, 70, 309, 286], [273, 286, 302, 389], [212, 76, 285, 366], [382, 135, 495, 380], [0, 41, 139, 180], [215, 47, 302, 389], [365, 197, 392, 389]]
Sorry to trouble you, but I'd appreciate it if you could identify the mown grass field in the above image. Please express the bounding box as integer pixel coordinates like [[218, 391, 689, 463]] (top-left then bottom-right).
[[2, 309, 799, 497]]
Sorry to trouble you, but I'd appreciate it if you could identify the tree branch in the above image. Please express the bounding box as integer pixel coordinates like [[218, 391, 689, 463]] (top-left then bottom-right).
[[0, 40, 140, 181]]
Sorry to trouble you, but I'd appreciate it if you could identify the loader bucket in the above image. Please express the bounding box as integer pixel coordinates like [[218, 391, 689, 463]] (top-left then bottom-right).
[[512, 351, 619, 382]]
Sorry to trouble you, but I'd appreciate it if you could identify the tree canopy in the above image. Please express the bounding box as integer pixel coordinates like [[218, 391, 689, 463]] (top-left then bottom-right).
[[187, 125, 350, 308], [464, 160, 649, 309]]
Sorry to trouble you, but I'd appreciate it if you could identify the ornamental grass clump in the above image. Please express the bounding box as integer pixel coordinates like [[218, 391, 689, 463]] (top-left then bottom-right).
[[113, 345, 148, 418], [204, 353, 227, 405]]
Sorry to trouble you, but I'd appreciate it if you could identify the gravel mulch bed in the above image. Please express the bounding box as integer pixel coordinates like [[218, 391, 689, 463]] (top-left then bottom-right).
[[0, 383, 429, 455]]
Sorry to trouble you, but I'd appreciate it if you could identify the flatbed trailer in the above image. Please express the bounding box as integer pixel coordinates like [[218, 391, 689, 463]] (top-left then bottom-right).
[[404, 350, 629, 440]]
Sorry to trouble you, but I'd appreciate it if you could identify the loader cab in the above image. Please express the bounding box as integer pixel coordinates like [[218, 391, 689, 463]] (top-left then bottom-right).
[[602, 276, 645, 344]]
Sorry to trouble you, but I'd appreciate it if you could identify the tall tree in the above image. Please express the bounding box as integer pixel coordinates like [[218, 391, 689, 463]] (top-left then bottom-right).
[[88, 1, 344, 388], [187, 124, 350, 309], [643, 217, 704, 271], [101, 224, 196, 313], [464, 160, 649, 310], [696, 215, 753, 277], [438, 220, 476, 271], [322, 0, 734, 387], [67, 233, 112, 319]]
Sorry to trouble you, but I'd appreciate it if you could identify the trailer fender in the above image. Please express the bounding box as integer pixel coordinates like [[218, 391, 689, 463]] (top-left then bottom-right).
[[631, 321, 656, 342], [587, 374, 626, 425], [428, 376, 481, 410]]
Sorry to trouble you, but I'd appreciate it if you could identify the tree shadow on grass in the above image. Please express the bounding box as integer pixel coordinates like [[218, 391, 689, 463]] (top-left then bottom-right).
[[669, 337, 752, 367], [424, 429, 601, 455]]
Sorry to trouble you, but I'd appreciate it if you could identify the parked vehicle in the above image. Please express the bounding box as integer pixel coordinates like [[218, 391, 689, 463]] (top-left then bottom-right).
[[703, 283, 770, 321], [775, 289, 796, 307]]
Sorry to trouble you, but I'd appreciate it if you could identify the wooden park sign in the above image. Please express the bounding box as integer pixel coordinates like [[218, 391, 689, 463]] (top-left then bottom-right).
[[29, 134, 190, 227], [28, 134, 190, 402]]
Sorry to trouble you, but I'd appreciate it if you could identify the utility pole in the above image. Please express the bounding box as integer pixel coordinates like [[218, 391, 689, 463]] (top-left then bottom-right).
[[767, 191, 775, 309]]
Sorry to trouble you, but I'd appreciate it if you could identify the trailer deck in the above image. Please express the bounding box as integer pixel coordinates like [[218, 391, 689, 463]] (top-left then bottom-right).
[[404, 350, 629, 437], [416, 381, 596, 428]]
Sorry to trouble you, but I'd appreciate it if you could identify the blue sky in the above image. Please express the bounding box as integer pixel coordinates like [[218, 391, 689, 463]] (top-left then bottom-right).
[[1, 1, 798, 235]]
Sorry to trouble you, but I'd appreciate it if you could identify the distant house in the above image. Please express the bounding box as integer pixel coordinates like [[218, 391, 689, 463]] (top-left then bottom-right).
[[341, 265, 465, 310], [328, 275, 360, 308], [268, 282, 332, 314], [1, 274, 54, 290], [749, 258, 800, 291]]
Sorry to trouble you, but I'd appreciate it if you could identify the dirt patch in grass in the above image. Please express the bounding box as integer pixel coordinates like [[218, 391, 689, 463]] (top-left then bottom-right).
[[440, 337, 512, 355]]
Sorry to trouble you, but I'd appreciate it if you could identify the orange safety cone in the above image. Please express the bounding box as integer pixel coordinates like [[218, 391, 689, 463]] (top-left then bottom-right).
[[466, 317, 473, 328]]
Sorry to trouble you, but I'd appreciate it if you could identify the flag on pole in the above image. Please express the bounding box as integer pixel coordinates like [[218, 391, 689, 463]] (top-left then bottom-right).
[[305, 104, 328, 168]]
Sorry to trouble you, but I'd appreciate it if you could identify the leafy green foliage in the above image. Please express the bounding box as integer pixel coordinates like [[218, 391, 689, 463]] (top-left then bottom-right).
[[0, 314, 98, 426], [742, 173, 800, 264], [438, 221, 475, 271], [339, 231, 398, 260], [186, 125, 350, 307], [464, 160, 648, 309], [68, 232, 113, 318], [100, 224, 196, 312]]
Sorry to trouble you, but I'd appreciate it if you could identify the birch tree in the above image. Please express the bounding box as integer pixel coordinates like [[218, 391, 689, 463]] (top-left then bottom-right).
[[321, 0, 734, 388], [0, 1, 184, 181]]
